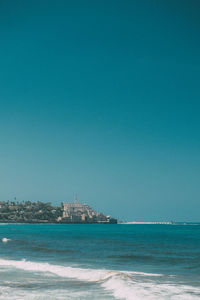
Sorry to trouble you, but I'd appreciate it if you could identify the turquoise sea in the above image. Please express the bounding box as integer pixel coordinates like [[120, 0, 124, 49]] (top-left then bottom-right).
[[0, 224, 199, 299]]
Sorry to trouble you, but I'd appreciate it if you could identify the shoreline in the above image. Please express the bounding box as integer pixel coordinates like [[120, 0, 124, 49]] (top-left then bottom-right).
[[0, 221, 174, 225], [118, 221, 176, 224]]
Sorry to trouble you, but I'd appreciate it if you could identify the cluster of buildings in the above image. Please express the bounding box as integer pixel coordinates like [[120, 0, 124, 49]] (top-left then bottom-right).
[[0, 196, 117, 224], [61, 195, 117, 223]]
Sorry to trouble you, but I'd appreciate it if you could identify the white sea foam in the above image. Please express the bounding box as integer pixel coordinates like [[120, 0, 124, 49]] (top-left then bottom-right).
[[0, 285, 92, 300], [0, 258, 115, 281], [1, 238, 11, 243], [102, 277, 200, 300], [0, 259, 159, 281], [0, 259, 199, 300]]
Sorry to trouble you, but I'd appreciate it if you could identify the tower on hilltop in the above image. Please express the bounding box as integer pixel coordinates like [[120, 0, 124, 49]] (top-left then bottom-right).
[[74, 194, 78, 204]]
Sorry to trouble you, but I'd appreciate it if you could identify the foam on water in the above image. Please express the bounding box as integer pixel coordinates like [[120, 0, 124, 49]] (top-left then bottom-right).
[[102, 277, 200, 300], [0, 285, 93, 300], [1, 238, 11, 243], [0, 258, 161, 281], [0, 258, 199, 300], [0, 258, 117, 281]]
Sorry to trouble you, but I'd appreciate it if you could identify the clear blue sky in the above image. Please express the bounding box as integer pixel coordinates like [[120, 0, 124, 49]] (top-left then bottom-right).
[[0, 0, 200, 221]]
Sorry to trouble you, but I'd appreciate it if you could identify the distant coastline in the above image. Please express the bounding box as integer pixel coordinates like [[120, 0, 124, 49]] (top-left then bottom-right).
[[0, 221, 117, 225], [0, 198, 117, 224]]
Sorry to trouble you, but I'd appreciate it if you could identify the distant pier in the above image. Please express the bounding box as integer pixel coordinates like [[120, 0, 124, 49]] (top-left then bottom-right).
[[119, 221, 176, 224]]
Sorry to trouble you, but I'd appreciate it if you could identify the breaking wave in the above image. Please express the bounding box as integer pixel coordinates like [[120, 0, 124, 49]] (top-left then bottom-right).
[[0, 259, 199, 299]]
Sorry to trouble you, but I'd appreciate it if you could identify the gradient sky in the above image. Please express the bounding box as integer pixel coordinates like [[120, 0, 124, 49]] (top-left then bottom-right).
[[0, 0, 200, 221]]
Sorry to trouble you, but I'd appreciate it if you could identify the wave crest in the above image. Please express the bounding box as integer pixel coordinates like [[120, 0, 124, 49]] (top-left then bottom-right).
[[0, 259, 199, 300]]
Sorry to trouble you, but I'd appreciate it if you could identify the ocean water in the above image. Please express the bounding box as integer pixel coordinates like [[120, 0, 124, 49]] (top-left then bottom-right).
[[0, 224, 199, 300]]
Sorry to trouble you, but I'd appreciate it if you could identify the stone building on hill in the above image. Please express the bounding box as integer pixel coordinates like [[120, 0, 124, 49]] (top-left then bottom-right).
[[62, 195, 116, 224]]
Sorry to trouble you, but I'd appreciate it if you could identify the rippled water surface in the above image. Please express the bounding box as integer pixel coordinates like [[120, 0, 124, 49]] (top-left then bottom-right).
[[0, 224, 199, 299]]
